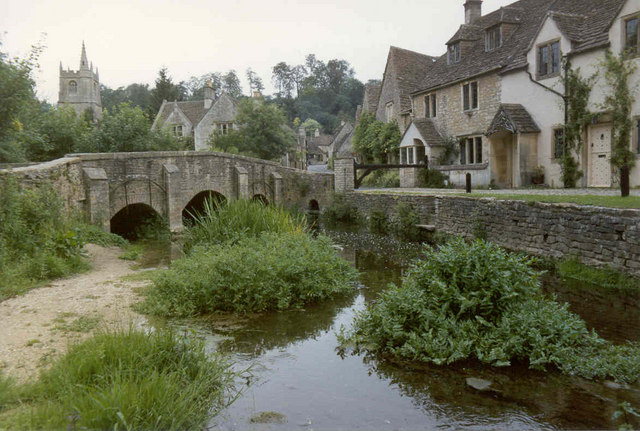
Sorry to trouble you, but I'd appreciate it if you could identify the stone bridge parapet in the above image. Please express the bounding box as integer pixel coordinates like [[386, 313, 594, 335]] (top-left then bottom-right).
[[1, 151, 334, 232]]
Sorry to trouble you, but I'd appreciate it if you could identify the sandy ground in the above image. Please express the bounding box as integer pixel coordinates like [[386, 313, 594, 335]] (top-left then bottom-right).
[[0, 244, 150, 383]]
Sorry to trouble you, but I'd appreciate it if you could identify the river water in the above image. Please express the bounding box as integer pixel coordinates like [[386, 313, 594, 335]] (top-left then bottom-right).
[[142, 229, 640, 430]]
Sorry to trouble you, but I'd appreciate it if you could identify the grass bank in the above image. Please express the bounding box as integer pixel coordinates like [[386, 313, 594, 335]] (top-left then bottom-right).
[[457, 193, 640, 209], [0, 329, 238, 430]]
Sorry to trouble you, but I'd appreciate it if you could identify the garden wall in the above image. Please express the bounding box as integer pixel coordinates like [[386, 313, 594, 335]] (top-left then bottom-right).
[[348, 192, 640, 276]]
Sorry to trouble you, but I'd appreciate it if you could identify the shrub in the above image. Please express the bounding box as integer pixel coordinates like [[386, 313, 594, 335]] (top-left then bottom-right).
[[0, 329, 237, 430], [361, 169, 400, 188], [341, 238, 640, 383], [185, 198, 307, 251], [416, 168, 447, 188], [73, 223, 129, 247], [322, 193, 360, 225], [392, 202, 420, 241], [142, 232, 358, 316]]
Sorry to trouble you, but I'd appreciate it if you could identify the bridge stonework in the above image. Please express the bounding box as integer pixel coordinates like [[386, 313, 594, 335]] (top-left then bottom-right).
[[1, 151, 334, 232]]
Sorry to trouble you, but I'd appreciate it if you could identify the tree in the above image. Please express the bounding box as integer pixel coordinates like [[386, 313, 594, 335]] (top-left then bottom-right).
[[353, 112, 400, 163], [209, 99, 294, 160], [301, 118, 321, 134], [150, 67, 181, 116], [23, 105, 88, 161], [246, 68, 264, 94], [272, 62, 294, 98], [601, 50, 637, 197], [222, 70, 243, 98]]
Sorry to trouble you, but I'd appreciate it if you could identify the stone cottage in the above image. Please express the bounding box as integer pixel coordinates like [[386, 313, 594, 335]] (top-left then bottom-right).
[[392, 0, 640, 189], [151, 82, 238, 151]]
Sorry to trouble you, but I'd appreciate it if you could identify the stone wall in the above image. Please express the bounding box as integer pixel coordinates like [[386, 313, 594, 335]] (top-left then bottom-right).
[[345, 191, 640, 276], [0, 157, 85, 212]]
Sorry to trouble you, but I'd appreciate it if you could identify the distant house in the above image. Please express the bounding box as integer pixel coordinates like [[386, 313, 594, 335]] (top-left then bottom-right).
[[389, 0, 640, 189], [151, 82, 238, 151]]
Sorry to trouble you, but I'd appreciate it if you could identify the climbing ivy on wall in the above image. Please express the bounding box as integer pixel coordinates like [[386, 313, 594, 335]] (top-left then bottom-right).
[[562, 61, 595, 188], [601, 50, 637, 196]]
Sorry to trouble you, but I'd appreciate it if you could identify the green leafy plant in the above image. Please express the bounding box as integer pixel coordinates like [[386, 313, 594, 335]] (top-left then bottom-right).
[[141, 232, 358, 316], [321, 192, 361, 225], [0, 329, 239, 430], [613, 402, 640, 431], [341, 239, 640, 383], [368, 209, 389, 235], [360, 169, 400, 188], [392, 202, 420, 241]]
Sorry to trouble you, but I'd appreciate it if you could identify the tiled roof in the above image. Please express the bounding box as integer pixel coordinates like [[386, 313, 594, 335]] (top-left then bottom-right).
[[332, 122, 354, 155], [413, 118, 446, 146], [312, 134, 333, 148], [487, 103, 540, 135], [336, 130, 355, 157], [156, 94, 239, 128], [363, 82, 381, 113], [413, 0, 625, 94], [387, 46, 438, 112]]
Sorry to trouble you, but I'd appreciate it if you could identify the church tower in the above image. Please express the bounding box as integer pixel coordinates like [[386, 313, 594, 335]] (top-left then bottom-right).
[[58, 42, 102, 120]]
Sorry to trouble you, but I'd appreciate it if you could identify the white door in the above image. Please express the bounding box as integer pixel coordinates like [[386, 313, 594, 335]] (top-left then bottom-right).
[[589, 124, 612, 187]]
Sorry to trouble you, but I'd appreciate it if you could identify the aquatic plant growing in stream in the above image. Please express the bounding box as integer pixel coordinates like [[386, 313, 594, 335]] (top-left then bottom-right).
[[184, 198, 307, 252], [142, 232, 359, 316], [0, 329, 238, 429], [340, 238, 640, 383]]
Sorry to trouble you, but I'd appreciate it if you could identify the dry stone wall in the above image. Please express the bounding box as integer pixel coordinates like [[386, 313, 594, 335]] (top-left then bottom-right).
[[345, 192, 640, 276]]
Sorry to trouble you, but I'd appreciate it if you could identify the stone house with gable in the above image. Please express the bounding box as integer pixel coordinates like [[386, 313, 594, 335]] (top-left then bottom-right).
[[151, 82, 238, 151], [398, 0, 640, 189]]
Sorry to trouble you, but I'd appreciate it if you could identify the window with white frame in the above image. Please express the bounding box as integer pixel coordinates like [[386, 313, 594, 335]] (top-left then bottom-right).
[[216, 122, 233, 135], [459, 136, 483, 165], [172, 125, 183, 137], [448, 43, 461, 64], [424, 93, 437, 118], [462, 81, 479, 111], [624, 15, 639, 55], [537, 40, 560, 78], [486, 25, 502, 51]]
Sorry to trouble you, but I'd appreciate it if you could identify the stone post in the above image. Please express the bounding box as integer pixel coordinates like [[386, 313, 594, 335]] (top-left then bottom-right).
[[270, 172, 283, 204], [82, 167, 109, 229], [334, 157, 354, 192], [162, 164, 183, 233], [235, 166, 249, 199]]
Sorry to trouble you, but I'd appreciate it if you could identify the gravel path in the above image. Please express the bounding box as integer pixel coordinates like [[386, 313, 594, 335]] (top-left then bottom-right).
[[0, 244, 149, 383]]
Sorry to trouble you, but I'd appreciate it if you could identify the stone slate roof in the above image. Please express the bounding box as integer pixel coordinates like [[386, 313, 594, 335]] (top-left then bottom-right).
[[312, 134, 333, 148], [336, 130, 355, 157], [363, 82, 382, 113], [332, 122, 354, 156], [413, 0, 625, 94], [386, 46, 438, 112], [307, 139, 323, 155], [155, 94, 239, 128], [487, 103, 540, 135], [413, 118, 446, 146]]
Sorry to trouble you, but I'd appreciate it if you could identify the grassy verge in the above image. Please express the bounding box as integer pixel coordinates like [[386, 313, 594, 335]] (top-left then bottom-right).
[[0, 329, 238, 430], [454, 193, 640, 209]]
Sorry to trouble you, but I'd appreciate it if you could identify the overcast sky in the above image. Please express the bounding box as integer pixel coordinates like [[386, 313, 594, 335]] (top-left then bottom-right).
[[2, 0, 514, 103]]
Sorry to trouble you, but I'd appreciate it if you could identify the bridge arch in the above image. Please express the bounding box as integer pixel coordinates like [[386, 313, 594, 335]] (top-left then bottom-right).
[[308, 199, 320, 212], [251, 194, 269, 205], [110, 203, 163, 240], [182, 190, 227, 225]]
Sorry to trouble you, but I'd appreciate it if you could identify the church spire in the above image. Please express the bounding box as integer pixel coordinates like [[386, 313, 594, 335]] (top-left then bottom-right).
[[80, 41, 89, 70]]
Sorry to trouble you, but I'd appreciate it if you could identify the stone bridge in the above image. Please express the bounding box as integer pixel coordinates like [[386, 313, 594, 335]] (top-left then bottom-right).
[[1, 151, 333, 234]]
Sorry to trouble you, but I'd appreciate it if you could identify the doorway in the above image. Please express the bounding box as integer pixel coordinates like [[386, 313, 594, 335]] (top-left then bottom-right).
[[589, 124, 612, 187]]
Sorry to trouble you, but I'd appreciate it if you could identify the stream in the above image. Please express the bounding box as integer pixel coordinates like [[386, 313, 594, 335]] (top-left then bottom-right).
[[142, 228, 640, 430]]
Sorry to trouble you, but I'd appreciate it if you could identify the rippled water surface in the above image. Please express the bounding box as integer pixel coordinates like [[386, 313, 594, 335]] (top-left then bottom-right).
[[141, 230, 640, 430]]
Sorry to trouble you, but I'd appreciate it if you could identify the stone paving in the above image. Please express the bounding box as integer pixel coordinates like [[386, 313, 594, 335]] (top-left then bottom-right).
[[358, 187, 640, 197]]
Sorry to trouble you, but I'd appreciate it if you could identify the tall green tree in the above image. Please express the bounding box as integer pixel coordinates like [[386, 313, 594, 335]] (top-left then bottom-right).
[[246, 68, 264, 94], [150, 67, 181, 116], [209, 99, 294, 160], [353, 112, 400, 163], [222, 70, 243, 98]]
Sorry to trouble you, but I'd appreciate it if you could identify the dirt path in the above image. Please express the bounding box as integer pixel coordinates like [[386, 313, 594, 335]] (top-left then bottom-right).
[[0, 244, 150, 383]]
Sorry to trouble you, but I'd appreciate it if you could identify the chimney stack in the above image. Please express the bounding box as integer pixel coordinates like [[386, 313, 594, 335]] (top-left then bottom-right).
[[204, 80, 215, 109], [464, 0, 482, 24]]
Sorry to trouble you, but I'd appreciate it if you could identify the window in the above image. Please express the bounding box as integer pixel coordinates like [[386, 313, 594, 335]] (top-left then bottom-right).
[[538, 41, 560, 78], [625, 16, 639, 55], [553, 128, 565, 159], [486, 25, 502, 51], [459, 137, 483, 164], [69, 80, 77, 94], [385, 102, 394, 122], [462, 81, 478, 111], [216, 122, 233, 135], [448, 43, 461, 64], [424, 93, 437, 118], [172, 125, 183, 137]]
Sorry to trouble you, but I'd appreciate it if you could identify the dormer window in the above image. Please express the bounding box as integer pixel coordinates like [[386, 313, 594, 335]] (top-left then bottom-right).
[[448, 43, 461, 64], [425, 93, 437, 118], [624, 15, 639, 55], [537, 40, 560, 78], [486, 25, 502, 51]]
